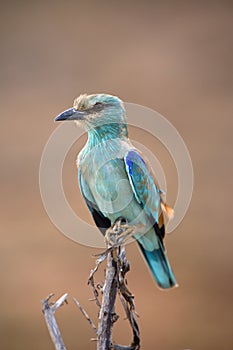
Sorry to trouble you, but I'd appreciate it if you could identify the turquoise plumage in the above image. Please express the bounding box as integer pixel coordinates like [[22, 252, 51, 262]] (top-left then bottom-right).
[[55, 93, 177, 289]]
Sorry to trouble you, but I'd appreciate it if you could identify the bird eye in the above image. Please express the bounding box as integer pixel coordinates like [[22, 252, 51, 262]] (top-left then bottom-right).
[[94, 102, 103, 110]]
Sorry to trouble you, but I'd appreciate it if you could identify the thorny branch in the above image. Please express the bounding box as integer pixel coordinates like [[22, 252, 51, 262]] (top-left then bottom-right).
[[42, 219, 140, 350], [90, 219, 140, 350]]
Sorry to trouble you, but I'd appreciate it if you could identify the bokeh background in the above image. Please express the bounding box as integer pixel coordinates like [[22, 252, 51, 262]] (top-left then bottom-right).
[[1, 1, 232, 349]]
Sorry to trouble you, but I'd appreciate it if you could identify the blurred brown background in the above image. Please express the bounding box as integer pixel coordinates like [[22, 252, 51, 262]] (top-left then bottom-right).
[[1, 1, 232, 349]]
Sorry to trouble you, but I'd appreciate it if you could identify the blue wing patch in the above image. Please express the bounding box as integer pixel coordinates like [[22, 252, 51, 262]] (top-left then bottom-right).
[[124, 150, 161, 223]]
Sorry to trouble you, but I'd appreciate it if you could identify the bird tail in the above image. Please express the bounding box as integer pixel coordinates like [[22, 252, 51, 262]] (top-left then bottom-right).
[[137, 235, 177, 289]]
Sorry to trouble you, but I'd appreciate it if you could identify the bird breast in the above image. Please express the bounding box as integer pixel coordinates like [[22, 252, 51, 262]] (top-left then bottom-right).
[[78, 139, 136, 217]]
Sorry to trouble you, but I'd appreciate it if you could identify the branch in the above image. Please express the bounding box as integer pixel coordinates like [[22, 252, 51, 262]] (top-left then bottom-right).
[[42, 293, 68, 350], [117, 247, 140, 349], [73, 297, 98, 335], [89, 220, 140, 350], [97, 250, 118, 350], [42, 219, 140, 350]]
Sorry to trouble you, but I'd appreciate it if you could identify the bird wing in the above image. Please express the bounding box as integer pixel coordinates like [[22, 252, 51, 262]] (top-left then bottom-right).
[[78, 168, 111, 235], [124, 149, 165, 238], [124, 150, 177, 288]]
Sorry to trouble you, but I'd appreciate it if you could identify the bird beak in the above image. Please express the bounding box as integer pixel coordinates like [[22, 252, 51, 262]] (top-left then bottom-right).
[[54, 107, 86, 122]]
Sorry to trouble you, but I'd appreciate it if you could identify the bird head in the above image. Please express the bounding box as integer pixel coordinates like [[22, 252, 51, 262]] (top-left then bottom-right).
[[55, 93, 127, 138]]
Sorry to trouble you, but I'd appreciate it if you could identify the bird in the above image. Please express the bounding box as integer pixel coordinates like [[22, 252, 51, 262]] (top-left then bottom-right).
[[55, 93, 177, 289]]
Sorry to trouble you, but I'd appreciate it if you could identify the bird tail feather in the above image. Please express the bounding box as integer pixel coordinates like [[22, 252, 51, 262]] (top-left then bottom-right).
[[137, 237, 177, 289]]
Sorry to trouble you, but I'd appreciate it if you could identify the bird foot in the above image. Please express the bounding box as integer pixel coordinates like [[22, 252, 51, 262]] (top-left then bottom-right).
[[93, 219, 136, 266], [104, 218, 136, 248]]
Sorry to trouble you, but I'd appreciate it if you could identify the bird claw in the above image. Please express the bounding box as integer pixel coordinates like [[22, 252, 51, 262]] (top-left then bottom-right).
[[104, 218, 136, 248]]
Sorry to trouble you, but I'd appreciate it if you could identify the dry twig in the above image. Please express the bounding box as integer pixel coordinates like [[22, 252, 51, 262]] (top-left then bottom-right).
[[42, 293, 68, 350], [73, 297, 98, 335], [89, 219, 140, 350], [42, 219, 140, 350]]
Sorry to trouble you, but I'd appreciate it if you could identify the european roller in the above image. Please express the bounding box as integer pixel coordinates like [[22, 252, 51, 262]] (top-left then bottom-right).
[[55, 93, 177, 289]]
